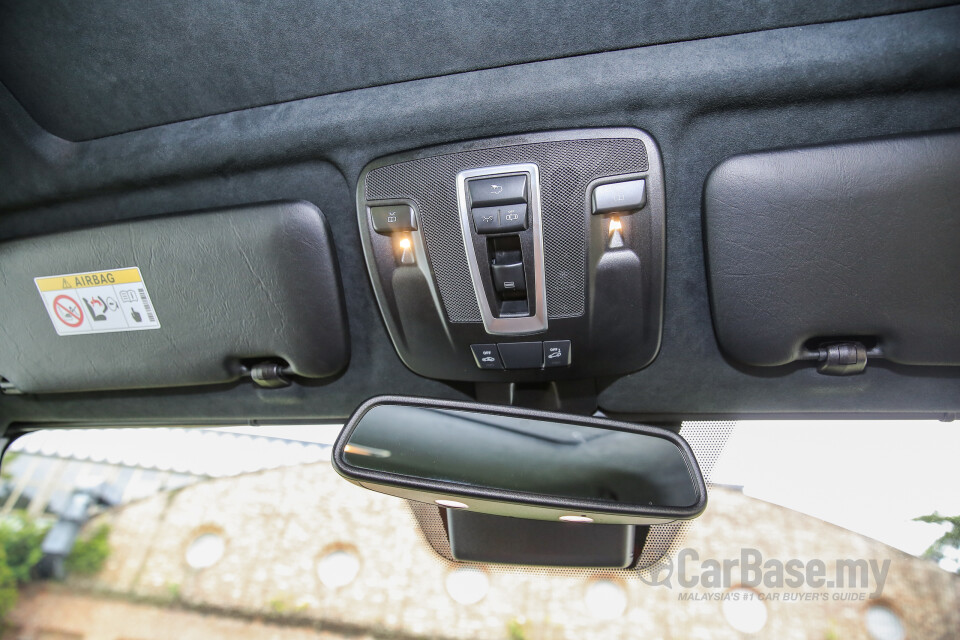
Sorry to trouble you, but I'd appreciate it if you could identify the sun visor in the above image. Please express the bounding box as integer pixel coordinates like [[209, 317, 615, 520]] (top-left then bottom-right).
[[703, 130, 960, 370], [0, 201, 349, 393]]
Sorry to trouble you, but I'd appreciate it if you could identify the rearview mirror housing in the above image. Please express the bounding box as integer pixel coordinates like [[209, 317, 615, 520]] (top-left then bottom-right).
[[332, 396, 707, 525]]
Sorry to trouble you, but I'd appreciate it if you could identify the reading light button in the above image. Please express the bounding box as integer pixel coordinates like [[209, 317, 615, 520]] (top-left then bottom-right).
[[592, 179, 646, 215], [370, 204, 416, 233]]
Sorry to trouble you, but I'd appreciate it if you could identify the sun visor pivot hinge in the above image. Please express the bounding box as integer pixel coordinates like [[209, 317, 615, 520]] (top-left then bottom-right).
[[800, 342, 875, 376], [244, 362, 292, 389], [817, 343, 868, 376]]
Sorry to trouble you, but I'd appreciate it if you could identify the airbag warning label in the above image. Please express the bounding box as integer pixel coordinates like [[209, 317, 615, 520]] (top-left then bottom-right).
[[35, 267, 161, 336]]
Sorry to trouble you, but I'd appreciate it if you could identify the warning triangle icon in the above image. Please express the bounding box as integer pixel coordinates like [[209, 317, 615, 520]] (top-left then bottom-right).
[[61, 278, 72, 288]]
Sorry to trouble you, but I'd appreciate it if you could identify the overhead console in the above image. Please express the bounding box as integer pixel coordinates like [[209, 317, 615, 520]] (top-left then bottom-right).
[[704, 130, 960, 374], [358, 129, 665, 382]]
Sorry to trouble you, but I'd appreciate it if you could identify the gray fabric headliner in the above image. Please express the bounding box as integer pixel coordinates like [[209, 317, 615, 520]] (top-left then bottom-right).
[[0, 0, 953, 141], [1, 6, 959, 427]]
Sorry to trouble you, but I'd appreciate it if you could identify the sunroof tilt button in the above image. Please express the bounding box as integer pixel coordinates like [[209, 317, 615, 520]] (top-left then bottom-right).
[[468, 175, 527, 207]]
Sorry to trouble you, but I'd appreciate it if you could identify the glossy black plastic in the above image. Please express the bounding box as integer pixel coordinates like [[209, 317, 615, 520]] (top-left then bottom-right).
[[332, 396, 707, 525]]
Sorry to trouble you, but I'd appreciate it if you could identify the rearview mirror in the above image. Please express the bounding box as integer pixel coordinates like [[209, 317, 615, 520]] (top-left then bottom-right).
[[333, 397, 706, 525]]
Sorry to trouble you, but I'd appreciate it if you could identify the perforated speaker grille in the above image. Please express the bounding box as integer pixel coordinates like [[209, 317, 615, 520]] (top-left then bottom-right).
[[408, 421, 734, 579], [366, 138, 648, 322]]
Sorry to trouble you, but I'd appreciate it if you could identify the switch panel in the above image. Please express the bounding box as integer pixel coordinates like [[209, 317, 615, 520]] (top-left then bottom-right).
[[497, 204, 528, 232], [457, 164, 547, 335], [358, 128, 665, 383], [471, 204, 528, 234], [467, 341, 574, 370]]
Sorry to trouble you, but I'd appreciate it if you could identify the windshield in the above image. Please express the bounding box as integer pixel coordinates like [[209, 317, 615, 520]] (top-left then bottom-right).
[[1, 420, 957, 639]]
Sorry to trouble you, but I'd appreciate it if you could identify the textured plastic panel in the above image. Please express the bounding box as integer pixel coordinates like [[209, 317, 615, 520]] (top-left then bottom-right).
[[0, 202, 349, 393], [704, 130, 960, 367], [366, 138, 648, 322]]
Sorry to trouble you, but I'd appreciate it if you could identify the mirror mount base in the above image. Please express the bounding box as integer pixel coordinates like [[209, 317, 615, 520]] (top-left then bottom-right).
[[474, 380, 598, 415], [446, 509, 646, 568]]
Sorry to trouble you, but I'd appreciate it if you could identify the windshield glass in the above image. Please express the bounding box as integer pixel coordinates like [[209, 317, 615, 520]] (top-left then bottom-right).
[[1, 420, 957, 639]]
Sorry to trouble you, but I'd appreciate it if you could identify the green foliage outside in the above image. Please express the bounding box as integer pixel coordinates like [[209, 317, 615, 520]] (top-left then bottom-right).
[[267, 593, 309, 615], [0, 511, 111, 624], [65, 524, 111, 575], [0, 453, 18, 483], [915, 512, 960, 573], [0, 512, 111, 581], [506, 618, 529, 640], [0, 512, 48, 625], [0, 513, 49, 584], [0, 546, 19, 623]]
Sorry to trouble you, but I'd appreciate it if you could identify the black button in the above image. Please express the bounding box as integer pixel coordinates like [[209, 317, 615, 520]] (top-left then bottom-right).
[[471, 204, 528, 235], [496, 204, 527, 232], [472, 206, 502, 234], [591, 179, 646, 215], [543, 340, 572, 367], [468, 175, 527, 207], [370, 204, 417, 233], [491, 262, 526, 294], [498, 342, 543, 369], [470, 344, 503, 369]]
